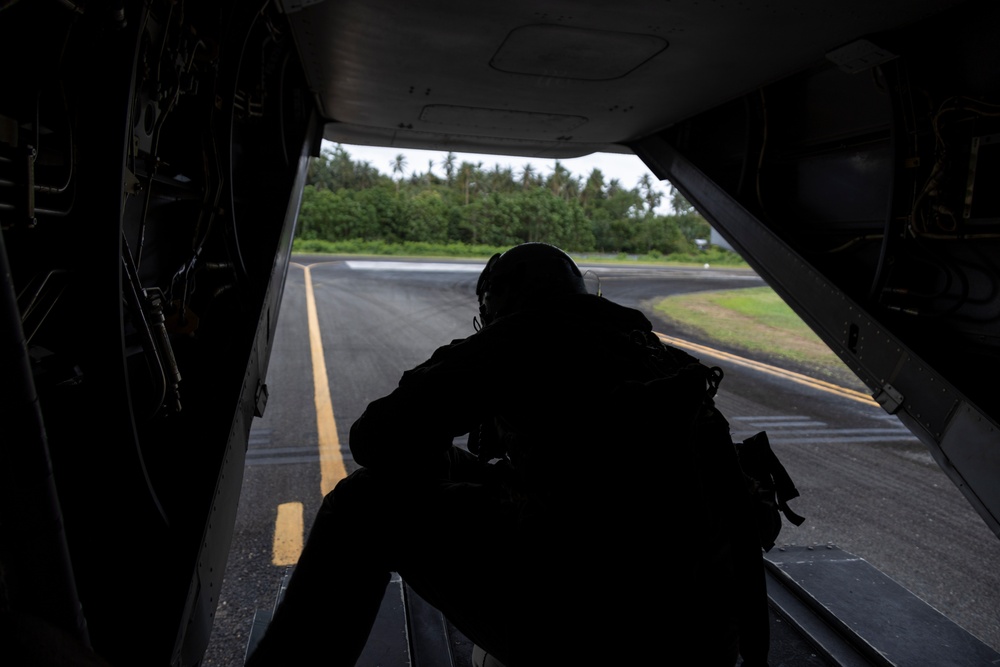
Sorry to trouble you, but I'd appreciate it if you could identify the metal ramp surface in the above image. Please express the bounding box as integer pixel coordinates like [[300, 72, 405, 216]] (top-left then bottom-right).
[[246, 545, 1000, 666]]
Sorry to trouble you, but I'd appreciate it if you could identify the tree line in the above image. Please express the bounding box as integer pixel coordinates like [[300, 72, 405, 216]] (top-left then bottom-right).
[[297, 143, 723, 258]]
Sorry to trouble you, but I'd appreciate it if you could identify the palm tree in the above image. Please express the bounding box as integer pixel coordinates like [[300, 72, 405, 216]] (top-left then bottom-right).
[[519, 163, 536, 189], [582, 168, 606, 206], [638, 173, 662, 214], [547, 160, 572, 199], [443, 152, 457, 185], [356, 160, 377, 189], [484, 164, 514, 194], [458, 161, 482, 205], [563, 175, 581, 202], [391, 154, 408, 192]]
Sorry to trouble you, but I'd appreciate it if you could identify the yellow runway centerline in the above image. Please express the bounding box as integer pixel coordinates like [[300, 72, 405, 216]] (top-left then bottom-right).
[[304, 264, 348, 496], [272, 502, 304, 566], [271, 265, 348, 567], [655, 332, 877, 406]]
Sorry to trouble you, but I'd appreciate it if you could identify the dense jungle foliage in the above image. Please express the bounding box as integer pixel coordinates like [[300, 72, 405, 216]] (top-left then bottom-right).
[[295, 143, 744, 263]]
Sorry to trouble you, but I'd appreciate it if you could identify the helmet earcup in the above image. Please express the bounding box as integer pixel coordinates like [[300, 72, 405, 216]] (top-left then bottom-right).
[[476, 253, 502, 327]]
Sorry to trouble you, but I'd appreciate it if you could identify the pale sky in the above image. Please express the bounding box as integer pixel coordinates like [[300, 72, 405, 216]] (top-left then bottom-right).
[[325, 140, 676, 214]]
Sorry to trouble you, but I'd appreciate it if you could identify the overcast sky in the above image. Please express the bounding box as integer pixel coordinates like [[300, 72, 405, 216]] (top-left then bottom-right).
[[325, 140, 676, 214]]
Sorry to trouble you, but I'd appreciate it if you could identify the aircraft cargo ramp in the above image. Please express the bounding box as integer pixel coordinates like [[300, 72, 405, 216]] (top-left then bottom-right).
[[246, 544, 1000, 666]]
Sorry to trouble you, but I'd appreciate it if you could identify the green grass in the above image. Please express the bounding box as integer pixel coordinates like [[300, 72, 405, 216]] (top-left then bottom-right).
[[653, 286, 866, 390], [711, 289, 808, 331]]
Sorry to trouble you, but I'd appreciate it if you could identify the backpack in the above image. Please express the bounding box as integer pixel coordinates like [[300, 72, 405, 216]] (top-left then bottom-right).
[[735, 431, 806, 552], [620, 330, 805, 666], [467, 327, 805, 665]]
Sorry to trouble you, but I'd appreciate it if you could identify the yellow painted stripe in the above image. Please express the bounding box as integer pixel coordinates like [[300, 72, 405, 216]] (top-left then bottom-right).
[[304, 265, 348, 496], [655, 332, 878, 406], [272, 502, 304, 566]]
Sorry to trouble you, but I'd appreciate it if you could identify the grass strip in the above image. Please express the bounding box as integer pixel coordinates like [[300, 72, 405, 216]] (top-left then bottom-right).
[[652, 286, 866, 390]]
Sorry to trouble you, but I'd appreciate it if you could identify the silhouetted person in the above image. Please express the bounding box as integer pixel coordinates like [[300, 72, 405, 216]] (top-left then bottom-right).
[[246, 242, 767, 666]]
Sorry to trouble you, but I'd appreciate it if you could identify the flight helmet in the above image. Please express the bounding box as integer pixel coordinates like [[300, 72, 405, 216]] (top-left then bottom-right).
[[475, 242, 587, 327]]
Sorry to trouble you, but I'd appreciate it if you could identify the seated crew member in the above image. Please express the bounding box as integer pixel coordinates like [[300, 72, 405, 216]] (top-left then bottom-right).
[[245, 242, 757, 667]]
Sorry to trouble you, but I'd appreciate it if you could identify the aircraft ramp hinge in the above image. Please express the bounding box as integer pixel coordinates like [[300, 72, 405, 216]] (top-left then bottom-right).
[[254, 381, 269, 418], [873, 383, 904, 415]]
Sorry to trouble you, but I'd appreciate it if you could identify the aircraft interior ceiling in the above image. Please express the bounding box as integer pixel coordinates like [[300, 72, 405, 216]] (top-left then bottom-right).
[[2, 0, 1000, 664]]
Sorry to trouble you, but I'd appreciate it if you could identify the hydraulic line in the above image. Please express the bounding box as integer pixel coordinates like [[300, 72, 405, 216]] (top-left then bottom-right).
[[0, 227, 90, 647]]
